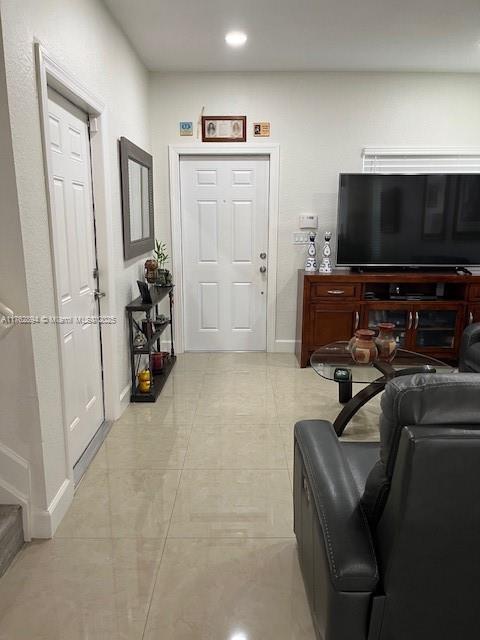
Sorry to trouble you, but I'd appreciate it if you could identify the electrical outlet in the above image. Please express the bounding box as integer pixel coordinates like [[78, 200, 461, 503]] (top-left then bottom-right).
[[293, 232, 309, 245]]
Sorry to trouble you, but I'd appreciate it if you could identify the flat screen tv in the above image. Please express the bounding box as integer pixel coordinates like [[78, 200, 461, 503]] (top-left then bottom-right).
[[336, 174, 480, 267]]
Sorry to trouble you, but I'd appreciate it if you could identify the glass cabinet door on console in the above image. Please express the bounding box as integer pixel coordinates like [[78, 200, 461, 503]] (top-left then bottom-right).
[[413, 306, 463, 351], [365, 307, 409, 348], [467, 305, 480, 326]]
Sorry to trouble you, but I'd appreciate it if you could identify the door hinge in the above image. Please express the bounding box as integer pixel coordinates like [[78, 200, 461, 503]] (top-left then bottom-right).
[[88, 117, 99, 134]]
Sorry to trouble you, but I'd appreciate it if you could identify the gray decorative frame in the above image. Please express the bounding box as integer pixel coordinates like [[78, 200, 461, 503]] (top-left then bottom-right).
[[119, 136, 154, 260]]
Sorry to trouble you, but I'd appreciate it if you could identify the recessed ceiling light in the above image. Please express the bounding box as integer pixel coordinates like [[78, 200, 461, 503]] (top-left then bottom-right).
[[225, 31, 247, 47]]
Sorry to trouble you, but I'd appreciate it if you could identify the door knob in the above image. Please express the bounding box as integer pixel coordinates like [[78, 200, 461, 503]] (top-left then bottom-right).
[[94, 290, 106, 300], [259, 252, 267, 259], [259, 266, 267, 273]]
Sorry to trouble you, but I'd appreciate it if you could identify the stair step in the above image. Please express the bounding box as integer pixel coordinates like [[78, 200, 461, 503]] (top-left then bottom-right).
[[0, 505, 23, 578]]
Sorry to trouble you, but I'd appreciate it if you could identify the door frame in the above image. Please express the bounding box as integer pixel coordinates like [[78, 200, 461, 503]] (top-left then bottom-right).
[[35, 43, 118, 476], [169, 143, 280, 353]]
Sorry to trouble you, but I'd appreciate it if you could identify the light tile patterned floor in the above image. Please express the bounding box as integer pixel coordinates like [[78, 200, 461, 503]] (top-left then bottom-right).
[[0, 353, 380, 640]]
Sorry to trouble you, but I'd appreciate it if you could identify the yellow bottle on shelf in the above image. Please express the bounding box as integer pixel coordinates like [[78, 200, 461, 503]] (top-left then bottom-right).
[[138, 369, 151, 393]]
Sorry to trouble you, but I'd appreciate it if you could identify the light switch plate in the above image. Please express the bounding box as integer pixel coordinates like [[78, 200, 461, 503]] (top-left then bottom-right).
[[293, 232, 309, 245]]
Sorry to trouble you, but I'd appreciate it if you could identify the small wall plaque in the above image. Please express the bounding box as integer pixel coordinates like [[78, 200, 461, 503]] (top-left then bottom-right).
[[179, 121, 193, 136], [253, 122, 270, 137]]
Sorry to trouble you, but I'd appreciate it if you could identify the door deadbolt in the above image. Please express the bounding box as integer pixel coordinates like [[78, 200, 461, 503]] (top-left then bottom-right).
[[259, 252, 267, 259], [259, 266, 267, 273]]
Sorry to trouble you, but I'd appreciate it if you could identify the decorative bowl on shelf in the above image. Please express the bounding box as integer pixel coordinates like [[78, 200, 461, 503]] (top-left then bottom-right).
[[151, 351, 169, 374], [349, 329, 378, 364]]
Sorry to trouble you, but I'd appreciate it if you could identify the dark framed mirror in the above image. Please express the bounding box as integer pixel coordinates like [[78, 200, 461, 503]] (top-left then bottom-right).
[[119, 136, 154, 260]]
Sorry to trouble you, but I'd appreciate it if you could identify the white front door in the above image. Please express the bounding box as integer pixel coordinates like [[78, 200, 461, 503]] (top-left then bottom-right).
[[47, 88, 104, 466], [180, 155, 270, 351]]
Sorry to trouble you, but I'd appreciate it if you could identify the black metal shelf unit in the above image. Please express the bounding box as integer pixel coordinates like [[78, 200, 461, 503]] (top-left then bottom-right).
[[126, 285, 176, 402]]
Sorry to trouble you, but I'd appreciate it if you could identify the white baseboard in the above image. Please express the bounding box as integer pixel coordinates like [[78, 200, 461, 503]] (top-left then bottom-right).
[[160, 340, 172, 352], [115, 382, 131, 421], [273, 339, 296, 353], [31, 478, 74, 538], [175, 340, 295, 354], [119, 382, 130, 404]]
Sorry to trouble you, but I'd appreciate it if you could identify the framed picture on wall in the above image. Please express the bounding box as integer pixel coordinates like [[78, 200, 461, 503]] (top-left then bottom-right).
[[201, 116, 246, 142]]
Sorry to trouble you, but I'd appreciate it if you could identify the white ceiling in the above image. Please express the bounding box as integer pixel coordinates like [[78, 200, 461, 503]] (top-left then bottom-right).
[[104, 0, 480, 73]]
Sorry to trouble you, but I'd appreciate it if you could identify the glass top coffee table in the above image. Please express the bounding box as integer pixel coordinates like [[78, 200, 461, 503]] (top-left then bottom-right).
[[311, 341, 454, 436]]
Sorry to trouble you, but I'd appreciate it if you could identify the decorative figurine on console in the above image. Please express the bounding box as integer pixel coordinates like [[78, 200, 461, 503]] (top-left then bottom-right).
[[318, 231, 333, 274], [304, 232, 318, 272]]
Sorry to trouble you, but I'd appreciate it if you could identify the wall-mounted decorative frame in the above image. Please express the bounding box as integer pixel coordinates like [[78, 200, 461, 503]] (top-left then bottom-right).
[[119, 137, 154, 260], [201, 116, 246, 142]]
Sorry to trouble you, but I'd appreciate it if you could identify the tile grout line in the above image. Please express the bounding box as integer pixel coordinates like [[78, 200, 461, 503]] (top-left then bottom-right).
[[140, 360, 205, 640], [51, 534, 297, 540], [139, 536, 168, 640], [271, 372, 294, 490]]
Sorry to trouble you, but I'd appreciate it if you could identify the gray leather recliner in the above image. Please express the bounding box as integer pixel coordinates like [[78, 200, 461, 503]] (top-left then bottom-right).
[[294, 373, 480, 640], [459, 323, 480, 373]]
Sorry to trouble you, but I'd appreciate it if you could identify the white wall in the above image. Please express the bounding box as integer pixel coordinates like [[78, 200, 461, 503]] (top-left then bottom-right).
[[0, 0, 151, 536], [0, 19, 43, 538], [149, 71, 480, 347], [2, 3, 480, 536]]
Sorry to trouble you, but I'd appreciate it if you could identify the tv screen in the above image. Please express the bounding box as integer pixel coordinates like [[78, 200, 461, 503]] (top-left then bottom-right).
[[336, 174, 480, 267]]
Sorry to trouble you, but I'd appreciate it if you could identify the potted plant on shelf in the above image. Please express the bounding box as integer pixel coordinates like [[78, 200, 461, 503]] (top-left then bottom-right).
[[153, 240, 172, 285]]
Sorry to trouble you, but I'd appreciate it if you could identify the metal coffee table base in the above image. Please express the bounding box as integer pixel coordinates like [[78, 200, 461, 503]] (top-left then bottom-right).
[[334, 363, 436, 436]]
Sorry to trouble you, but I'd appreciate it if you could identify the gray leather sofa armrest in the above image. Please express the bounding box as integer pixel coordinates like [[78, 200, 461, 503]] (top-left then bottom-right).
[[294, 420, 379, 592], [459, 323, 480, 372]]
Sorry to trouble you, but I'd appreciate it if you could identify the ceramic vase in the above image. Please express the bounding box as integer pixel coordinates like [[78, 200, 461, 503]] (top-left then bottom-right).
[[318, 231, 333, 274], [304, 233, 318, 272], [144, 259, 158, 283], [133, 331, 147, 350], [350, 329, 378, 364], [375, 323, 397, 362]]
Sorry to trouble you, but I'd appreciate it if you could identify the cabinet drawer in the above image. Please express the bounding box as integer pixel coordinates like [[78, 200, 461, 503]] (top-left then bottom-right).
[[310, 283, 360, 300]]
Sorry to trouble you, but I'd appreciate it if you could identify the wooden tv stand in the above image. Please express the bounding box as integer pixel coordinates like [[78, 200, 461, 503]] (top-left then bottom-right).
[[296, 269, 480, 367]]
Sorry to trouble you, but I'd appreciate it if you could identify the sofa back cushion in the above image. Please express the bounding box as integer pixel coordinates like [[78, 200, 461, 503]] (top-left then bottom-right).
[[375, 425, 480, 639], [361, 373, 480, 526]]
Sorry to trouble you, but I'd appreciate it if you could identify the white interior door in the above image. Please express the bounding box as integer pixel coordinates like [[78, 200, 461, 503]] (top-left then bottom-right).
[[180, 155, 270, 351], [47, 88, 104, 466]]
